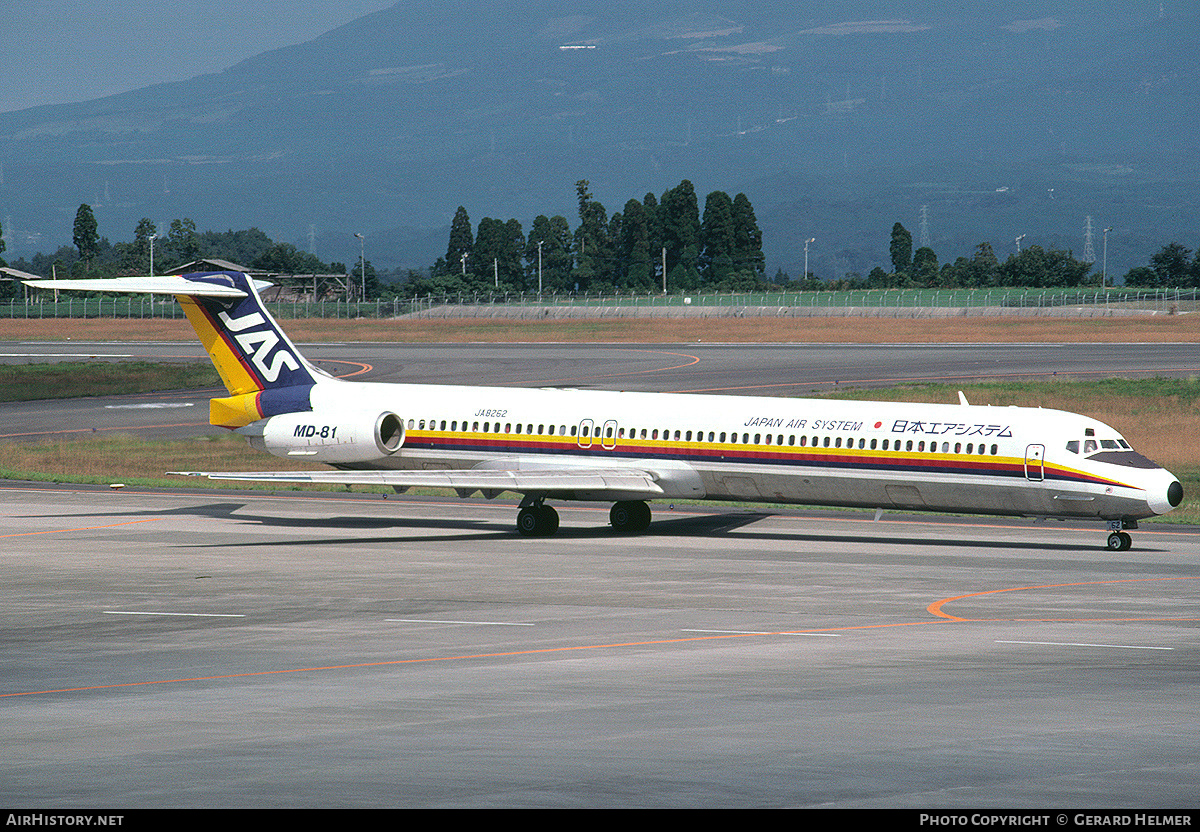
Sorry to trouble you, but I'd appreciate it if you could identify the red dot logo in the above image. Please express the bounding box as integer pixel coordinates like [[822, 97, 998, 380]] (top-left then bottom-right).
[[874, 421, 882, 429]]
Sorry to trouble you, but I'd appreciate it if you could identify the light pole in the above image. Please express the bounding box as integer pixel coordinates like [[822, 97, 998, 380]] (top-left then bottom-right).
[[354, 233, 365, 302], [148, 233, 157, 276], [537, 240, 543, 297], [1015, 234, 1025, 254], [1102, 227, 1112, 288], [804, 237, 815, 280]]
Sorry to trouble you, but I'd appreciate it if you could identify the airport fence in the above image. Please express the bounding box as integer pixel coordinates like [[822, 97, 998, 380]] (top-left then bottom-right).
[[5, 287, 1199, 319]]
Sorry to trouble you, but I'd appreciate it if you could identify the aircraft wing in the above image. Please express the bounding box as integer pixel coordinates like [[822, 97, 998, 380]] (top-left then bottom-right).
[[171, 467, 666, 498]]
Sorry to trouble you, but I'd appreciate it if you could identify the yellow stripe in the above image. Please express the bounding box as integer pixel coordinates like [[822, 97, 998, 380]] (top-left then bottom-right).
[[177, 295, 261, 396]]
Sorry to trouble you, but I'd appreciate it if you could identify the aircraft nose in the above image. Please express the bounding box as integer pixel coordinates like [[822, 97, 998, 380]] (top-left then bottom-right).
[[1148, 472, 1184, 516]]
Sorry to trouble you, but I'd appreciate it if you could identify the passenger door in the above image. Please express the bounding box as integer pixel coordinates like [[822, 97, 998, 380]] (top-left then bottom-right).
[[1024, 444, 1045, 482]]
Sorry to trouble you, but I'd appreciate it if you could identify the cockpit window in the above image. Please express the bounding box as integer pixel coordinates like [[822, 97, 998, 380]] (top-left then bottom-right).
[[1083, 439, 1098, 454]]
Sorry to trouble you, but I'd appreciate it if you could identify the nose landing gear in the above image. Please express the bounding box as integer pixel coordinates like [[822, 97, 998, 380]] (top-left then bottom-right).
[[1106, 519, 1135, 551]]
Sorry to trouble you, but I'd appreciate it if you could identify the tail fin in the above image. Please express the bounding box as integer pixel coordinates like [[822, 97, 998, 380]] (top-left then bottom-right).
[[23, 271, 325, 428]]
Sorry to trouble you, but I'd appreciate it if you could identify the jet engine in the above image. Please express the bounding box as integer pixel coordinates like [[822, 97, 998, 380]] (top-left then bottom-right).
[[238, 410, 404, 464]]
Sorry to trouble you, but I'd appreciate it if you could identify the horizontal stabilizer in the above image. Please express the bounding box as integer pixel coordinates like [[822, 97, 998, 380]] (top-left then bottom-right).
[[171, 467, 665, 498], [23, 274, 272, 297]]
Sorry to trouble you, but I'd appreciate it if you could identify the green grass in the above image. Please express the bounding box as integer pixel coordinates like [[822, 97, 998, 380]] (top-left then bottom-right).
[[0, 362, 222, 402]]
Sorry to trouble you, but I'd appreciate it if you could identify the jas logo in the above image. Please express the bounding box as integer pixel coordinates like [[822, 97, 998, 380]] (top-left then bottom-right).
[[218, 310, 300, 383]]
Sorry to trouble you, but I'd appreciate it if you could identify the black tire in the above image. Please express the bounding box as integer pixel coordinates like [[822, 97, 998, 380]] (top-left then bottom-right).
[[517, 507, 541, 537]]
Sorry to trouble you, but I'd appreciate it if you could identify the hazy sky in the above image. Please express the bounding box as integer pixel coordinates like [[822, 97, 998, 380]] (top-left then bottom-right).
[[0, 1, 397, 113]]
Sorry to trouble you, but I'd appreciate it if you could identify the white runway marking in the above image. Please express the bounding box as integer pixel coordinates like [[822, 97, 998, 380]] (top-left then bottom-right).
[[103, 403, 195, 409], [104, 610, 245, 618], [386, 618, 535, 626], [996, 640, 1172, 650], [682, 628, 841, 637]]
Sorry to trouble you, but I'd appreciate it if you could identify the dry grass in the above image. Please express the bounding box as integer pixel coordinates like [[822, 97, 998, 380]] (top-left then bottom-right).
[[4, 313, 1200, 344], [0, 433, 348, 491]]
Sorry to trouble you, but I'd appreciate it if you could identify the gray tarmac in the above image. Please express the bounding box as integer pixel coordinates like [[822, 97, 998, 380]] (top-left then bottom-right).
[[2, 484, 1198, 808], [2, 341, 1199, 808]]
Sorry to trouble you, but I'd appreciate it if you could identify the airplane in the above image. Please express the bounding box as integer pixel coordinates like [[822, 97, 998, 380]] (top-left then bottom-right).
[[25, 271, 1183, 550]]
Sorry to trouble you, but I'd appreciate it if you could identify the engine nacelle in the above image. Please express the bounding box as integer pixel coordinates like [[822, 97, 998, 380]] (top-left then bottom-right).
[[239, 410, 405, 464]]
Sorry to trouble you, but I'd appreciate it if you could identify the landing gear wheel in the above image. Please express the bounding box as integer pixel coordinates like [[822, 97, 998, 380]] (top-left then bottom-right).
[[610, 500, 652, 533], [1107, 531, 1132, 551], [517, 504, 559, 537]]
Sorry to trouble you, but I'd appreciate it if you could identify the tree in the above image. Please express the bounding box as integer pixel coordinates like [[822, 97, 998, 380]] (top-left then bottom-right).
[[700, 190, 735, 285], [573, 181, 610, 291], [911, 246, 938, 286], [660, 180, 701, 289], [116, 218, 158, 273], [970, 242, 1000, 286], [166, 218, 200, 264], [473, 217, 524, 288], [619, 198, 654, 292], [731, 193, 765, 280], [445, 206, 473, 275], [889, 222, 912, 276], [73, 204, 100, 270], [525, 215, 573, 292], [1150, 243, 1192, 287]]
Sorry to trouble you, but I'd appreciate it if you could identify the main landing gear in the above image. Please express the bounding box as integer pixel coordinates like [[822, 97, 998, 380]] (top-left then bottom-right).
[[1106, 519, 1136, 551], [514, 498, 653, 536], [609, 500, 652, 533], [516, 496, 559, 537]]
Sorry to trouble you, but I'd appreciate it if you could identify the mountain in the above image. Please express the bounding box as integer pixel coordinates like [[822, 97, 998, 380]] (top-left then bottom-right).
[[1, 1, 1197, 278]]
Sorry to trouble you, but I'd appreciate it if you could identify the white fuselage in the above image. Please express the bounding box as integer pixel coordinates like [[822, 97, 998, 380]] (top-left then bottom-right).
[[308, 380, 1177, 523]]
